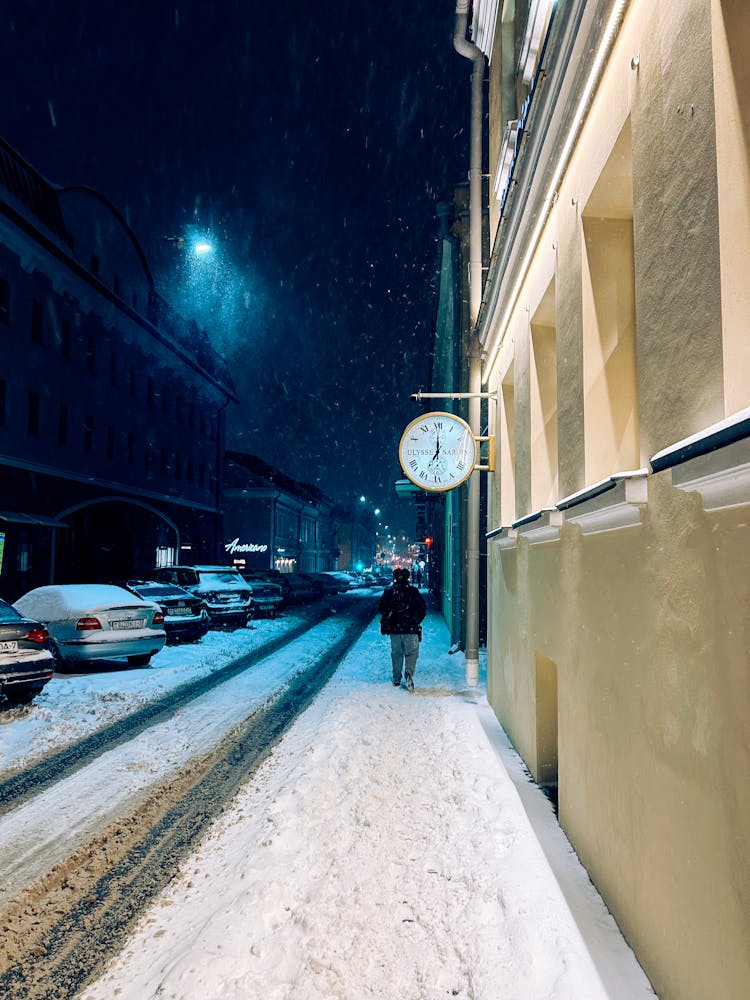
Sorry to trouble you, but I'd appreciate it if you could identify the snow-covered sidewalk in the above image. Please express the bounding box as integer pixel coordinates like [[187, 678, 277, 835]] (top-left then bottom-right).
[[82, 610, 656, 1000]]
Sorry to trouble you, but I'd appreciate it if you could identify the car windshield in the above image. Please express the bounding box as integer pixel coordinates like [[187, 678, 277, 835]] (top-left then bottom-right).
[[197, 571, 243, 586], [134, 584, 186, 599], [0, 599, 22, 622]]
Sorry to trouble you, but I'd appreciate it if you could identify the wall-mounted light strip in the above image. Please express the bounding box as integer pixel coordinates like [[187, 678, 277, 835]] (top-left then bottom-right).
[[483, 0, 629, 384]]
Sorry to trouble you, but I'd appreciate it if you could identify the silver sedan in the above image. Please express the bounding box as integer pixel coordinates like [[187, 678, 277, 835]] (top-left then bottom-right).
[[14, 584, 167, 670]]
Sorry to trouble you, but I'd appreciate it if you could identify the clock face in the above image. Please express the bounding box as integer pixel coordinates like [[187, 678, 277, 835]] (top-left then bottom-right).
[[398, 411, 478, 492]]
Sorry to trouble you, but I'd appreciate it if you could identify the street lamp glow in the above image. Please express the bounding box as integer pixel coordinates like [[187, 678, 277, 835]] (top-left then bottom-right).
[[359, 496, 366, 503], [193, 241, 214, 256], [374, 508, 380, 515]]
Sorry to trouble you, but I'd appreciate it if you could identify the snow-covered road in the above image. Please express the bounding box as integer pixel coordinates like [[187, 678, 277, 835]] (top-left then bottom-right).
[[0, 609, 363, 905]]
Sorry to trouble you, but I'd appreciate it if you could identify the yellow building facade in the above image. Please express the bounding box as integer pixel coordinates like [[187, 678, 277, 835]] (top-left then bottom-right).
[[472, 1, 750, 997]]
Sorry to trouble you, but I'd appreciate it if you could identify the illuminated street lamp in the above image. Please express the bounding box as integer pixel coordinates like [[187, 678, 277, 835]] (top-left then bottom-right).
[[163, 233, 215, 258]]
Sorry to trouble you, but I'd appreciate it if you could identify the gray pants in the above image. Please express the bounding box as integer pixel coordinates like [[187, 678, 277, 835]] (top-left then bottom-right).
[[390, 633, 420, 684]]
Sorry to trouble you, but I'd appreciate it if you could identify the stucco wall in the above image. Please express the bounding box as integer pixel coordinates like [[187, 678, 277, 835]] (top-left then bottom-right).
[[488, 479, 750, 1000], [483, 0, 750, 997]]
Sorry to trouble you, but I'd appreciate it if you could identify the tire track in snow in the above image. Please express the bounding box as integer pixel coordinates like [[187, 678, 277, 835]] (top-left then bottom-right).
[[0, 606, 333, 815]]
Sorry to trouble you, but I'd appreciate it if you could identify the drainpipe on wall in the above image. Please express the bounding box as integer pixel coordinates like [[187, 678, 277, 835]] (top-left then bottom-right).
[[454, 0, 485, 688]]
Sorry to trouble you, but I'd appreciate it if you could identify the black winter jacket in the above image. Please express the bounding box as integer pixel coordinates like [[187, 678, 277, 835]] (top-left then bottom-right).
[[378, 583, 427, 635]]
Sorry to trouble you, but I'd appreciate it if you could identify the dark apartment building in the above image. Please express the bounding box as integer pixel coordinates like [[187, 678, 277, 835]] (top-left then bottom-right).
[[0, 137, 236, 599], [223, 452, 336, 574]]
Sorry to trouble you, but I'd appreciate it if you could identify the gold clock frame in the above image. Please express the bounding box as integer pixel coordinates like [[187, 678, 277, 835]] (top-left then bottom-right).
[[398, 410, 479, 493]]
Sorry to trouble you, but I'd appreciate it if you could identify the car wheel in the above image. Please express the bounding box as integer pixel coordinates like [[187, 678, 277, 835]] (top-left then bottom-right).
[[127, 654, 152, 667], [3, 686, 42, 705], [50, 641, 69, 673]]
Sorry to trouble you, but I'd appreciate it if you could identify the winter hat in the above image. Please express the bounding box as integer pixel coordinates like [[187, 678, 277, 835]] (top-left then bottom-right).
[[393, 568, 410, 583]]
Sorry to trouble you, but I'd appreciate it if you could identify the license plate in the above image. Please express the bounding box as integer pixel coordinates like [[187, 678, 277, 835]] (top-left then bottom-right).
[[167, 605, 190, 616], [110, 618, 145, 630], [0, 640, 19, 652]]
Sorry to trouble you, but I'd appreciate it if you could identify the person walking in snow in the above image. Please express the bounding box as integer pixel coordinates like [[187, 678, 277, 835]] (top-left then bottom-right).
[[378, 567, 427, 692]]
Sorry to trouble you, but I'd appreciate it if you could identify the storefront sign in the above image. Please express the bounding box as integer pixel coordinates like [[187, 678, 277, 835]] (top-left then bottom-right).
[[224, 538, 269, 555]]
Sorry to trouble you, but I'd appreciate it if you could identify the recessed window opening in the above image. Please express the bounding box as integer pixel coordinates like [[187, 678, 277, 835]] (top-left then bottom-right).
[[530, 280, 558, 510], [535, 651, 558, 814], [581, 120, 638, 483]]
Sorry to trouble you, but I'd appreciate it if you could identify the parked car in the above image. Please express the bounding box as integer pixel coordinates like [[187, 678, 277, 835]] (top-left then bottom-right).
[[13, 584, 166, 671], [151, 565, 253, 628], [239, 573, 285, 617], [277, 572, 319, 604], [118, 580, 210, 644], [0, 596, 55, 704], [321, 571, 357, 593], [302, 573, 341, 597]]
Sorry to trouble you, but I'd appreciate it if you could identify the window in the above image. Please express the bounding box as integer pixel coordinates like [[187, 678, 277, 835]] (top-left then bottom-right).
[[58, 403, 68, 445], [176, 394, 184, 422], [31, 299, 43, 343], [28, 392, 40, 437], [147, 376, 154, 407], [107, 425, 115, 459], [16, 540, 30, 573], [129, 364, 136, 397], [187, 457, 194, 484], [0, 379, 5, 425], [160, 448, 169, 475], [86, 336, 96, 374], [127, 432, 135, 465], [83, 416, 94, 454], [90, 254, 100, 277], [61, 318, 72, 359], [198, 463, 205, 488], [113, 273, 121, 296], [174, 453, 182, 480], [109, 350, 118, 387], [0, 277, 9, 324], [530, 280, 558, 510], [188, 399, 196, 429], [162, 383, 170, 416]]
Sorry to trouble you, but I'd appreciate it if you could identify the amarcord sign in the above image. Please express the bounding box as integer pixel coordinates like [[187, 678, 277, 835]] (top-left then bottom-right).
[[224, 538, 269, 554]]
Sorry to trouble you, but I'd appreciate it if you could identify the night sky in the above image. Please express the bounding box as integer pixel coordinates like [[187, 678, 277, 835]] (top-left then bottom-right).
[[1, 1, 471, 518]]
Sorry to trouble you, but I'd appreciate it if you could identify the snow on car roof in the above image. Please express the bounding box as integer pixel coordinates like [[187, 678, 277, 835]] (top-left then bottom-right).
[[14, 584, 156, 620]]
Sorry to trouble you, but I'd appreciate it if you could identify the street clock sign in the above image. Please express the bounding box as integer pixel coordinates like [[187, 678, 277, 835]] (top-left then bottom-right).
[[398, 411, 478, 492]]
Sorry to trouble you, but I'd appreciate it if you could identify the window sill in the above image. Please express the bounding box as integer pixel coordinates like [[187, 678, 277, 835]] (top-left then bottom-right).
[[667, 438, 750, 511], [558, 471, 648, 535], [650, 408, 750, 511], [512, 507, 562, 544], [486, 525, 517, 549]]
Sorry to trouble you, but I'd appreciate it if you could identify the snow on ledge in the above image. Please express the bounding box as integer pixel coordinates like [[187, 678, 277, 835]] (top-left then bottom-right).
[[650, 406, 750, 473], [512, 507, 563, 544], [559, 472, 649, 536], [650, 408, 750, 511]]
